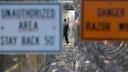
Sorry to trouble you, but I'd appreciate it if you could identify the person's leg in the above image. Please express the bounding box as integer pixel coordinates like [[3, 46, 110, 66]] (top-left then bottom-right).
[[65, 34, 69, 44]]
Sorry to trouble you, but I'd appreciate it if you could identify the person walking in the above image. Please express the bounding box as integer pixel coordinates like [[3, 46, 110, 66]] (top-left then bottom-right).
[[63, 19, 70, 44]]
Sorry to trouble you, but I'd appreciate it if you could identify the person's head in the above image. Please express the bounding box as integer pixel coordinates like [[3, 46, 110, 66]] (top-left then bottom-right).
[[64, 18, 67, 22]]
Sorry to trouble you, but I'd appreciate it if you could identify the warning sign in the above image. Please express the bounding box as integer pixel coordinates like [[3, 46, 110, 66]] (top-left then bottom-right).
[[0, 3, 62, 54], [81, 0, 128, 40]]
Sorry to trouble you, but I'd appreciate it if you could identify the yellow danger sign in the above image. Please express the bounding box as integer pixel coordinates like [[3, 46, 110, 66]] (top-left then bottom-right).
[[81, 0, 128, 40]]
